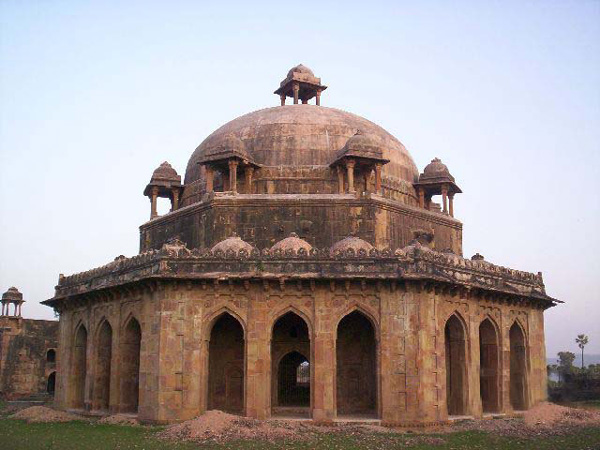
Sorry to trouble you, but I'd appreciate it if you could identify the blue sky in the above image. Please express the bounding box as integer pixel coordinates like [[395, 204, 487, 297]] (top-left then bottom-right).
[[1, 1, 599, 356]]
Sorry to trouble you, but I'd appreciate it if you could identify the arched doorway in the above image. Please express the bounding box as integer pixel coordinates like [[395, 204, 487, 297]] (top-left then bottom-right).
[[479, 319, 499, 413], [72, 325, 87, 409], [336, 311, 377, 417], [120, 318, 141, 413], [271, 312, 310, 417], [94, 320, 112, 411], [208, 313, 245, 414], [46, 349, 56, 363], [510, 322, 527, 410], [445, 314, 467, 416], [47, 371, 56, 395]]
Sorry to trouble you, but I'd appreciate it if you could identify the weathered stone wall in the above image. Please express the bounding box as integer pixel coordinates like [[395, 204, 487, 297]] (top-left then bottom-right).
[[53, 279, 547, 424], [140, 196, 462, 255], [0, 317, 58, 399]]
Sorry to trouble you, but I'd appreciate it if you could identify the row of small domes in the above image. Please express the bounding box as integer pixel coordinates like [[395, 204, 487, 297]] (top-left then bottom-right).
[[211, 232, 373, 255]]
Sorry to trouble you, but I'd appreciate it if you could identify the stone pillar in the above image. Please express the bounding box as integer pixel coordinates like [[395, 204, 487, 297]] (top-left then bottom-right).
[[150, 187, 158, 219], [316, 89, 321, 106], [293, 83, 299, 105], [346, 160, 356, 193], [171, 189, 180, 211], [449, 194, 454, 217], [280, 94, 286, 106], [205, 166, 214, 193], [246, 303, 270, 419], [228, 160, 239, 194], [302, 98, 308, 104], [425, 195, 432, 211], [375, 163, 382, 194], [336, 166, 344, 194], [312, 286, 336, 422], [418, 188, 425, 208], [442, 185, 448, 214], [245, 167, 254, 194]]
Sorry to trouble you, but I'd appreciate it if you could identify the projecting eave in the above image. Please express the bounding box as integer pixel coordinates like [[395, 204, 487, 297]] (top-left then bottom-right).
[[42, 241, 558, 312]]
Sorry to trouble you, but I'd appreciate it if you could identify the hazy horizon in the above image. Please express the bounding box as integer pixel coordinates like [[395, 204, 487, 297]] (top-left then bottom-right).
[[1, 1, 598, 357]]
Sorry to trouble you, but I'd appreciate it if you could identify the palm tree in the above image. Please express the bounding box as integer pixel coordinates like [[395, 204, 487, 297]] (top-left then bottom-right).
[[576, 334, 589, 369]]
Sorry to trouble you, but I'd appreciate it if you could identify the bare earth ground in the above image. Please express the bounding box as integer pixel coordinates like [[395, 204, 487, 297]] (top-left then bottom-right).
[[1, 401, 599, 449]]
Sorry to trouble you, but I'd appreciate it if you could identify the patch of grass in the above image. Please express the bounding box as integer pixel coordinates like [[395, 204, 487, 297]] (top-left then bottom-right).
[[0, 418, 599, 450], [560, 400, 600, 410]]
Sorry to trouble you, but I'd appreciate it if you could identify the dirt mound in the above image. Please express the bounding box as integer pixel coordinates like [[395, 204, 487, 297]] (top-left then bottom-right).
[[524, 402, 600, 428], [159, 410, 305, 443], [11, 406, 82, 423], [98, 414, 140, 426]]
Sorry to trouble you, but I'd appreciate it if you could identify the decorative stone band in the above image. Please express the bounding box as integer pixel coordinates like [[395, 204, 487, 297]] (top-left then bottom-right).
[[44, 240, 558, 311]]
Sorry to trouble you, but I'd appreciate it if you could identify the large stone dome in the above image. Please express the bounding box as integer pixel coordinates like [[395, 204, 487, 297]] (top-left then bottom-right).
[[184, 105, 418, 188]]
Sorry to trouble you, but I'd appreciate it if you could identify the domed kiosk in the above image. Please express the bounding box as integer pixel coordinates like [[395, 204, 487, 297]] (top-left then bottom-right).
[[45, 66, 558, 425]]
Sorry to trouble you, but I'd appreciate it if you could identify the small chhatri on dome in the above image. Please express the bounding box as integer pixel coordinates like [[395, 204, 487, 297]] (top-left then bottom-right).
[[414, 157, 462, 217], [274, 64, 327, 106], [1, 286, 24, 318]]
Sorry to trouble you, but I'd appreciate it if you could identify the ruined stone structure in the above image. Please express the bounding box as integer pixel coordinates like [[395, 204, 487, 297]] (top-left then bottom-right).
[[44, 66, 559, 425], [0, 287, 59, 400]]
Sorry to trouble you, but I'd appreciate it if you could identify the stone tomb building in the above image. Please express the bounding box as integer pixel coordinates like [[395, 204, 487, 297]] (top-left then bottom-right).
[[44, 66, 559, 425], [0, 287, 59, 400]]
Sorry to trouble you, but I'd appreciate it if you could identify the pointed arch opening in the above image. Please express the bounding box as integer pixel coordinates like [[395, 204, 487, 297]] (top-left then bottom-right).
[[120, 318, 141, 413], [510, 322, 528, 410], [479, 319, 499, 413], [72, 324, 87, 409], [47, 371, 56, 395], [93, 320, 113, 411], [336, 310, 377, 417], [208, 313, 245, 414], [271, 312, 311, 417], [445, 314, 467, 416]]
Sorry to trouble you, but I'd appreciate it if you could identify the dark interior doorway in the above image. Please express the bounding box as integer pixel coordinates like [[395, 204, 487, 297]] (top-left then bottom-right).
[[208, 313, 245, 414], [445, 314, 467, 416], [336, 311, 377, 417], [479, 319, 499, 413], [510, 323, 527, 411]]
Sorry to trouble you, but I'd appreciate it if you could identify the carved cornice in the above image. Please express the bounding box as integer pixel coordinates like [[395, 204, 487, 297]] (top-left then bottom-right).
[[43, 240, 558, 312]]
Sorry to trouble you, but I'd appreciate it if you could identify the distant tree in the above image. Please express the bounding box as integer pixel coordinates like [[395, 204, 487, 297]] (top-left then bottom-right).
[[575, 334, 589, 368], [558, 351, 576, 369]]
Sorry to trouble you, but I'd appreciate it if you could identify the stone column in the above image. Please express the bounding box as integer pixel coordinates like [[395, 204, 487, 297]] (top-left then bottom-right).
[[246, 303, 271, 419], [280, 94, 286, 106], [375, 163, 382, 194], [346, 160, 356, 193], [336, 166, 344, 194], [302, 98, 308, 104], [205, 166, 214, 193], [150, 187, 158, 219], [171, 189, 180, 211], [316, 89, 321, 106], [449, 194, 454, 217], [245, 167, 254, 194], [312, 286, 336, 422], [418, 188, 425, 208], [442, 185, 448, 214], [293, 83, 299, 105], [228, 160, 239, 194], [425, 195, 432, 211]]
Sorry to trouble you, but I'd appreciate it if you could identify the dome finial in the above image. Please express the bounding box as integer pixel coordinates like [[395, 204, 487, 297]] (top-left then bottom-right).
[[274, 65, 327, 106]]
